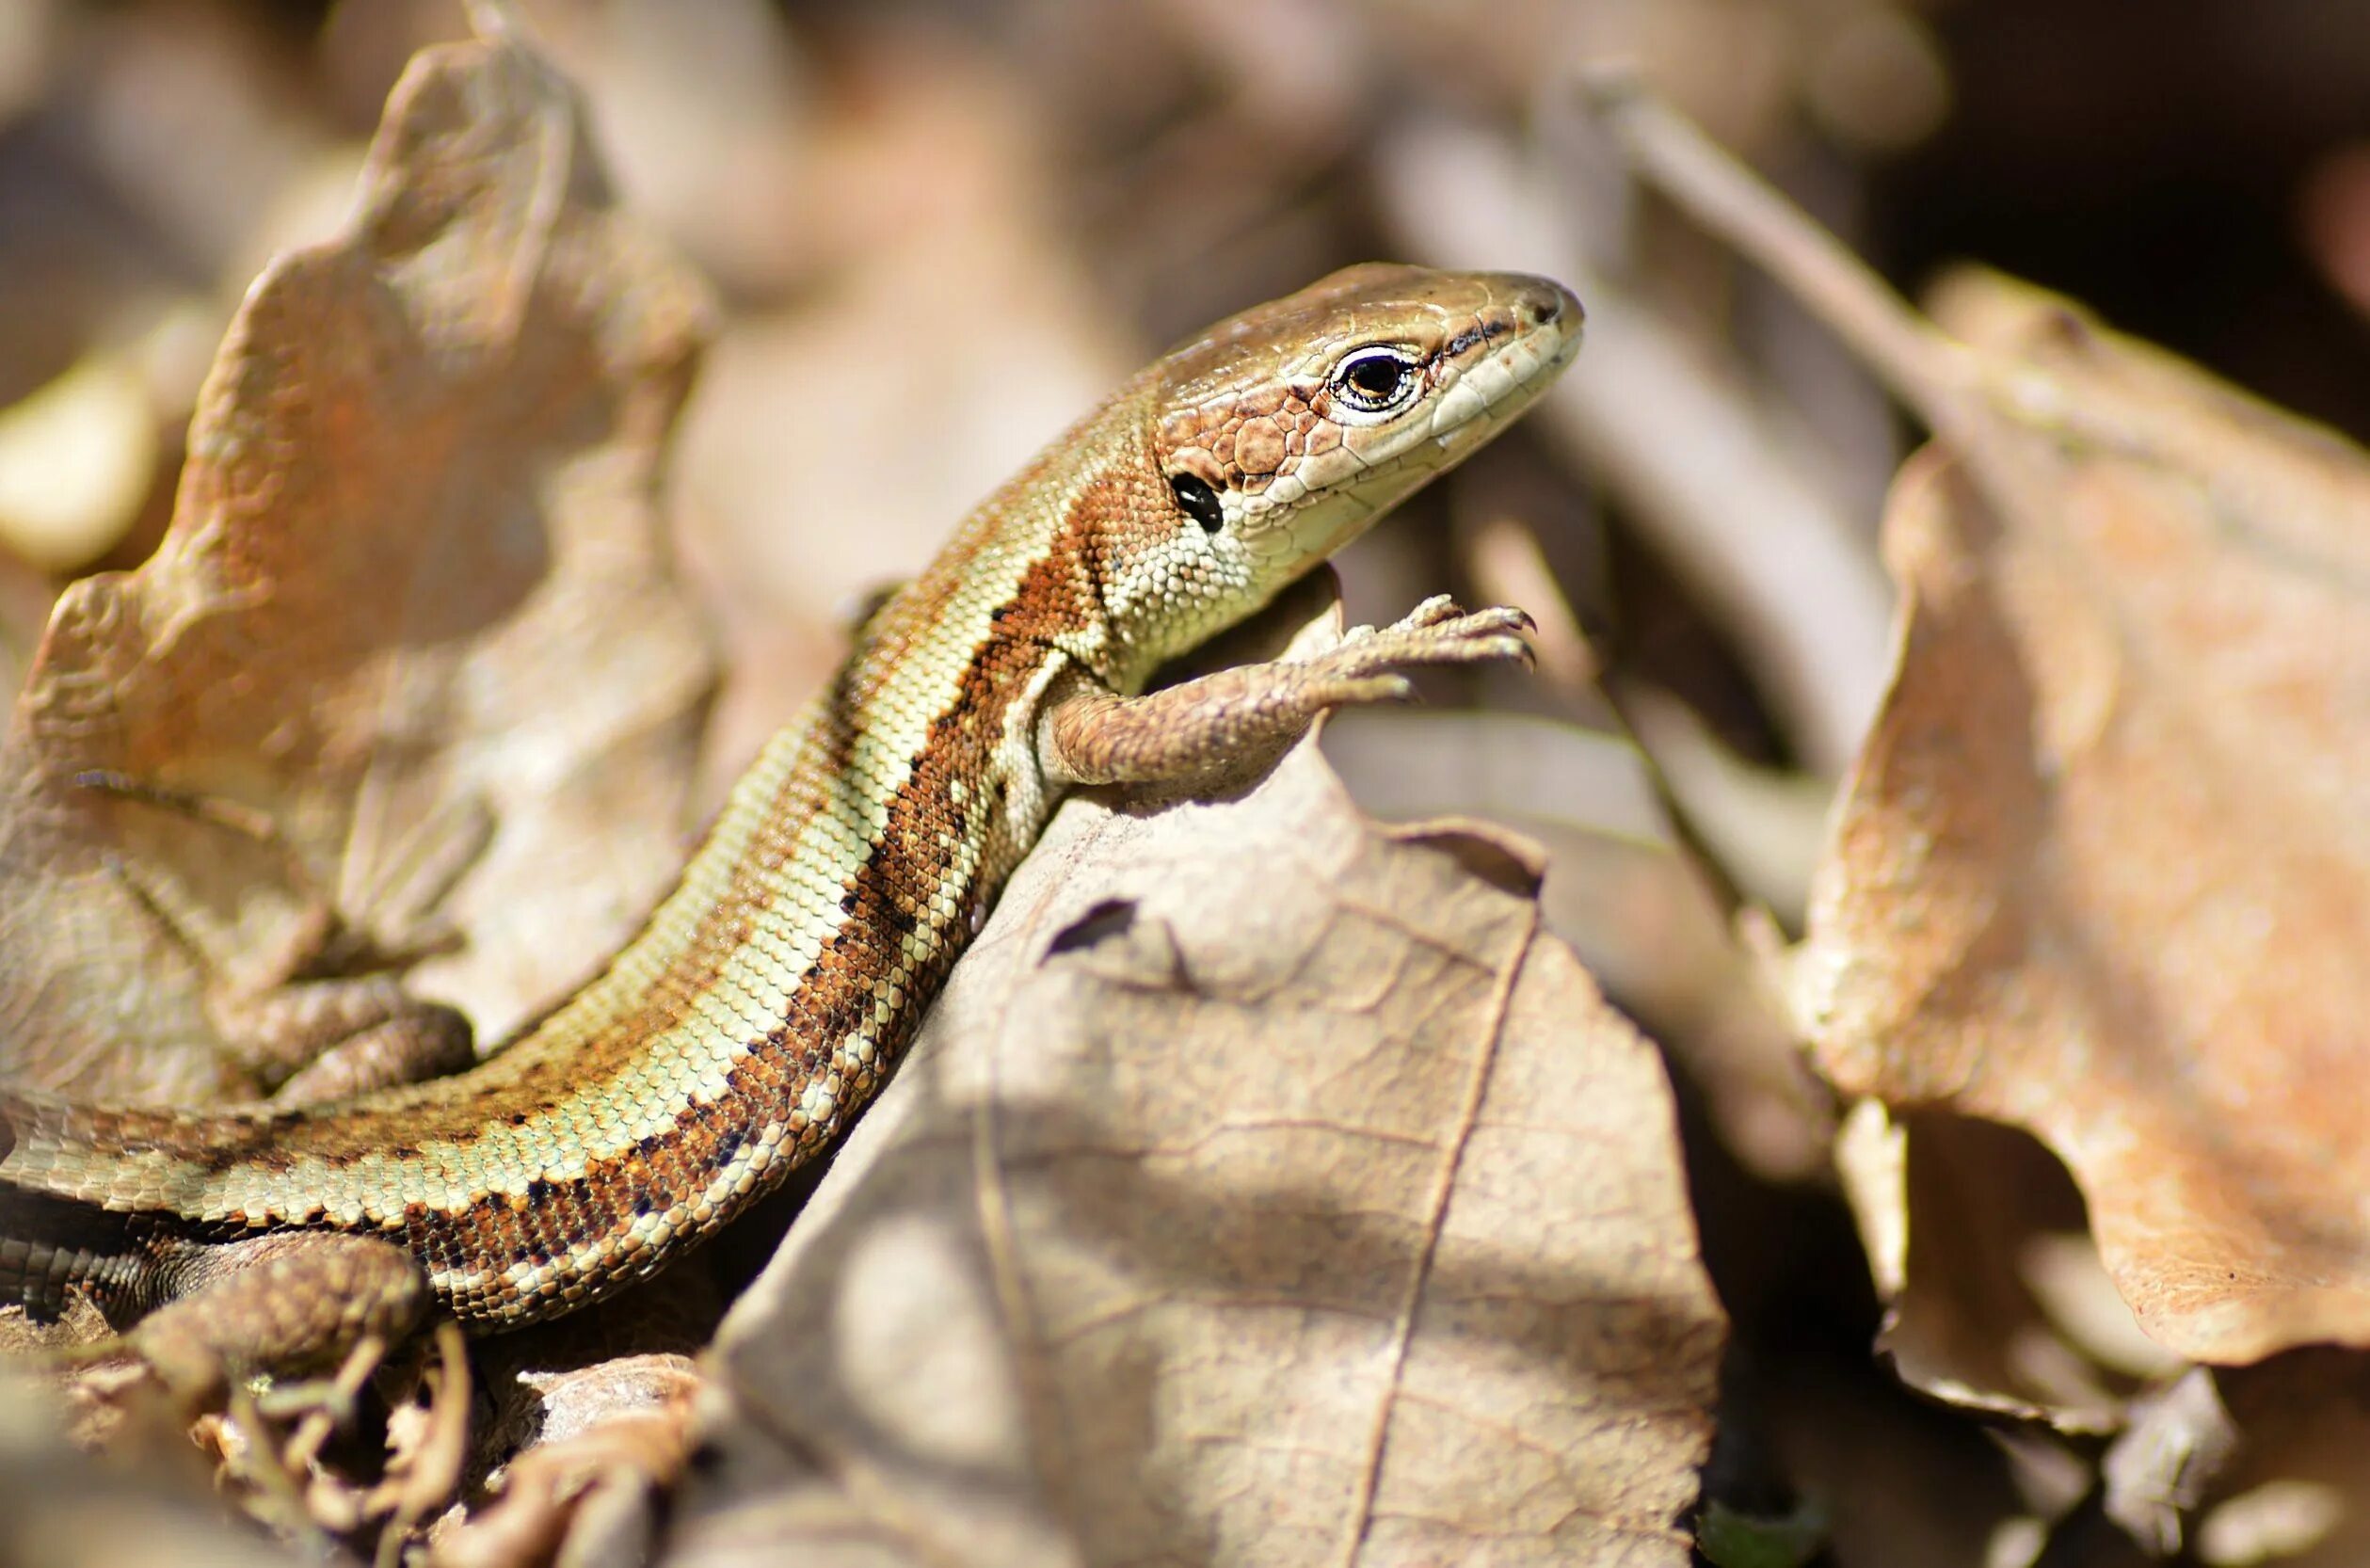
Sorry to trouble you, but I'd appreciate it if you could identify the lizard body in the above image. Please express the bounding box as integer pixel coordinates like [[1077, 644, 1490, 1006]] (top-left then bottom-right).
[[0, 264, 1579, 1375]]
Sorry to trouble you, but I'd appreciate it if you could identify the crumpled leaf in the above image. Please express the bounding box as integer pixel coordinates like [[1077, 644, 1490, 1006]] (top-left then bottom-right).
[[0, 24, 715, 1100], [431, 1353, 700, 1568], [1789, 271, 2370, 1366], [674, 591, 1726, 1568], [1832, 1101, 2176, 1432], [424, 1269, 722, 1566]]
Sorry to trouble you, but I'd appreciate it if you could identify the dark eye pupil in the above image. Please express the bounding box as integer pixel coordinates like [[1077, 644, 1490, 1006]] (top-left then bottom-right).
[[1170, 472, 1224, 533], [1347, 356, 1405, 399]]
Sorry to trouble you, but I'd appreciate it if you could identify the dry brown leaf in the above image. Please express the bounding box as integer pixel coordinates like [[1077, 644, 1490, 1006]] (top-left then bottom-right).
[[1326, 707, 1831, 1181], [431, 1275, 723, 1566], [0, 23, 715, 1100], [1604, 87, 2370, 1372], [1834, 1103, 2171, 1431], [431, 1353, 700, 1568], [1789, 275, 2370, 1366], [673, 592, 1725, 1568]]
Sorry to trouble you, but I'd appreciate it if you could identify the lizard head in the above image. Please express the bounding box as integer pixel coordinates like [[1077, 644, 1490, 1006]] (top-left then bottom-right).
[[1102, 263, 1581, 675]]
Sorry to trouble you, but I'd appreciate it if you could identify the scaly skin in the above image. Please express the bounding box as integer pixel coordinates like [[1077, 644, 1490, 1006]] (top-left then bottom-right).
[[0, 264, 1581, 1375]]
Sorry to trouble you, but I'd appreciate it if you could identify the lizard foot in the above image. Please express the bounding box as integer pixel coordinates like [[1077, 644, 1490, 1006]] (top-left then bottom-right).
[[1297, 600, 1536, 706]]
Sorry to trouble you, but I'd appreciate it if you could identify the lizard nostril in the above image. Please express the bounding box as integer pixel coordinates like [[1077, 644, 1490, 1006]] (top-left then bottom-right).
[[1521, 292, 1562, 328]]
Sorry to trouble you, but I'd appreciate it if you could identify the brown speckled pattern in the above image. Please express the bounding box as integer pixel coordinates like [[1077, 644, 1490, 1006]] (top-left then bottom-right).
[[0, 265, 1581, 1336]]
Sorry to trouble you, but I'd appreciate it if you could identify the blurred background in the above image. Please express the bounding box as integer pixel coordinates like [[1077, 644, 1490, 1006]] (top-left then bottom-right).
[[4, 2, 2368, 1561]]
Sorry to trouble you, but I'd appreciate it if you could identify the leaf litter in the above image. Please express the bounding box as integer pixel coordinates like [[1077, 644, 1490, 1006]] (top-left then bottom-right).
[[0, 16, 1728, 1568], [43, 10, 2370, 1568], [680, 586, 1725, 1568], [0, 22, 716, 1104], [1606, 62, 2370, 1505]]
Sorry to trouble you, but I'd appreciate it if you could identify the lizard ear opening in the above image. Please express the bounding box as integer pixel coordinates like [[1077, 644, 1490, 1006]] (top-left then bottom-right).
[[1169, 472, 1225, 534]]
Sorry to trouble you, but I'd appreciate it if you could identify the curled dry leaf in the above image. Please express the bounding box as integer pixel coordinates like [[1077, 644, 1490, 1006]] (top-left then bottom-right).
[[1790, 273, 2370, 1366], [0, 26, 715, 1101], [1833, 1103, 2176, 1432], [430, 1281, 721, 1567], [431, 1353, 700, 1568], [675, 594, 1726, 1568]]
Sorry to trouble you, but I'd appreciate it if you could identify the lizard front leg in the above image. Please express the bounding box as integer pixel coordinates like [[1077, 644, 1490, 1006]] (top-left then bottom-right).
[[1039, 598, 1533, 788]]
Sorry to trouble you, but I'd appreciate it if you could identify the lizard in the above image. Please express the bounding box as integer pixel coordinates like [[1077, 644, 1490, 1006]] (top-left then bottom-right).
[[0, 263, 1582, 1394]]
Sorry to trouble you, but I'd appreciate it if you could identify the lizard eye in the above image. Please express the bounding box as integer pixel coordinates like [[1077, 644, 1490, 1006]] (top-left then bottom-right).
[[1170, 472, 1225, 533], [1330, 346, 1421, 414]]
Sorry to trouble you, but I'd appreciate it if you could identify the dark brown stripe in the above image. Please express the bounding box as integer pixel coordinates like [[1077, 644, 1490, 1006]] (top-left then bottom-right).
[[8, 432, 1149, 1324]]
